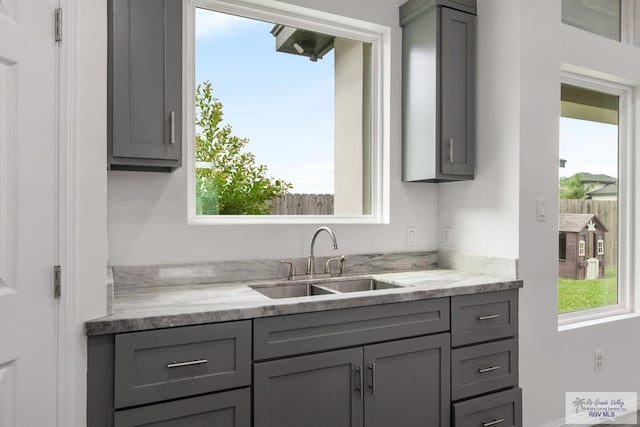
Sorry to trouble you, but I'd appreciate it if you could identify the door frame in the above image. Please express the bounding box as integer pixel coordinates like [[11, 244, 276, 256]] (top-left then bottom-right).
[[55, 0, 85, 425]]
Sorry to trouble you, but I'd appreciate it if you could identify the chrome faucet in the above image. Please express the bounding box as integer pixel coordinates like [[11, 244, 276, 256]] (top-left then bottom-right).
[[307, 226, 338, 277]]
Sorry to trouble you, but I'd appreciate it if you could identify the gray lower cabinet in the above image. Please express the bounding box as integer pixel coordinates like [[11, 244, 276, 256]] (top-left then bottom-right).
[[254, 333, 450, 427], [453, 387, 523, 427], [114, 388, 251, 427], [400, 0, 476, 182], [87, 292, 521, 427], [108, 0, 182, 171], [114, 321, 251, 408], [87, 320, 252, 427], [364, 334, 450, 427], [450, 290, 522, 427], [254, 347, 364, 427]]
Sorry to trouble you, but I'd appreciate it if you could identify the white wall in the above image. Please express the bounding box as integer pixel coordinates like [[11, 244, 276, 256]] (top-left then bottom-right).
[[439, 1, 640, 426], [107, 0, 438, 266], [334, 38, 364, 216], [437, 0, 521, 258], [72, 0, 108, 425]]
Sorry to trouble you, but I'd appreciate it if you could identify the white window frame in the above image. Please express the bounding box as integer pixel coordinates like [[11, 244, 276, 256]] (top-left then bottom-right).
[[621, 0, 635, 45], [558, 70, 634, 328], [597, 239, 605, 255], [561, 0, 634, 44], [185, 0, 391, 225], [578, 240, 586, 257]]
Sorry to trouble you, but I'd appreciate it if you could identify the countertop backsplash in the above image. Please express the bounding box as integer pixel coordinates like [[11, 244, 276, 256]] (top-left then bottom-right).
[[109, 251, 440, 290], [102, 250, 519, 324]]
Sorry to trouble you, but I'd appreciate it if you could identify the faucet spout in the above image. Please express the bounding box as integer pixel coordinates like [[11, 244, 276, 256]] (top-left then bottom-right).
[[307, 226, 338, 277]]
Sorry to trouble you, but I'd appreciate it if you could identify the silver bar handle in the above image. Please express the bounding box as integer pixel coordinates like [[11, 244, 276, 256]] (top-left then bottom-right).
[[280, 260, 296, 280], [449, 138, 454, 164], [368, 363, 376, 395], [478, 366, 501, 373], [356, 365, 364, 399], [169, 110, 175, 144], [478, 314, 501, 320], [482, 419, 505, 427], [324, 255, 346, 277], [167, 359, 208, 369]]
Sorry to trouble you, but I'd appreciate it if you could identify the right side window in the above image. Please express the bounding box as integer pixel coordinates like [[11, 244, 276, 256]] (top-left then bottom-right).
[[562, 0, 621, 41], [558, 79, 626, 314]]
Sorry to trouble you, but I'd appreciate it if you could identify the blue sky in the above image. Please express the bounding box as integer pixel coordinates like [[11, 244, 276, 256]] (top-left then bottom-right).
[[196, 8, 335, 194], [559, 117, 618, 179]]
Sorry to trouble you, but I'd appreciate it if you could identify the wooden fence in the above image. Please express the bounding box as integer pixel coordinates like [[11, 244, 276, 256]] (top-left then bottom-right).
[[559, 199, 617, 266], [267, 194, 334, 215]]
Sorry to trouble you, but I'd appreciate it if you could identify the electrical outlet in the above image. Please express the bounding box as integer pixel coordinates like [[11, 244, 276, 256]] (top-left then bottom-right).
[[443, 227, 453, 247], [406, 226, 417, 247], [594, 350, 603, 372]]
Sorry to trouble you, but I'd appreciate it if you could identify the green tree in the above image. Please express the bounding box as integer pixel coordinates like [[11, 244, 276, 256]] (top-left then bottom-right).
[[195, 81, 292, 215], [559, 173, 586, 199]]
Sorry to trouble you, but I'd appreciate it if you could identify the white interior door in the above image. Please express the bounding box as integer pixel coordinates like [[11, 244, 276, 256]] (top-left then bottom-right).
[[0, 0, 59, 425]]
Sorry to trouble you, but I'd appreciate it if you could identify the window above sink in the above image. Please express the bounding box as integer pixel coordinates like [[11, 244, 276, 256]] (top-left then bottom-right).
[[186, 0, 391, 224]]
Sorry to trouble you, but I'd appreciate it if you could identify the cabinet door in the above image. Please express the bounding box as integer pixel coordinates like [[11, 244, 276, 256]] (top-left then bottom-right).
[[364, 334, 451, 427], [114, 388, 250, 427], [254, 347, 364, 427], [110, 0, 182, 169], [440, 7, 475, 177]]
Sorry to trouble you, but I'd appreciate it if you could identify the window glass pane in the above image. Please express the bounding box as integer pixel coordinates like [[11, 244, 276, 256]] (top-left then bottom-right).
[[194, 8, 372, 216], [558, 83, 619, 314], [562, 0, 621, 41]]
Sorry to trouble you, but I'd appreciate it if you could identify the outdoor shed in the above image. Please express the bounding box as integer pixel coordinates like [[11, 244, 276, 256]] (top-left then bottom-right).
[[559, 213, 608, 280]]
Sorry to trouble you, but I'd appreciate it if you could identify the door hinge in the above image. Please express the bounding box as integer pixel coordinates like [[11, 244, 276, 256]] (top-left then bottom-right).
[[54, 265, 62, 298], [55, 8, 63, 42]]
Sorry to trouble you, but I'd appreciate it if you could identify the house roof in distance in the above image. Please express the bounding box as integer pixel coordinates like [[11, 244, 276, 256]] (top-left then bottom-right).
[[559, 213, 608, 233], [587, 183, 618, 196], [578, 172, 616, 184]]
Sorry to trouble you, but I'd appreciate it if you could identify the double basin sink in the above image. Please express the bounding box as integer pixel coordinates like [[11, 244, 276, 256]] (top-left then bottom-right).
[[250, 278, 401, 299]]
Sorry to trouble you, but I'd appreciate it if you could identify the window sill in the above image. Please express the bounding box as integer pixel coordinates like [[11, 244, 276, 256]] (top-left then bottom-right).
[[188, 214, 388, 225], [558, 307, 639, 331]]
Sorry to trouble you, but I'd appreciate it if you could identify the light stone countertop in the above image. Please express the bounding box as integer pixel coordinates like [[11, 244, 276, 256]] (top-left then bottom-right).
[[85, 269, 522, 336]]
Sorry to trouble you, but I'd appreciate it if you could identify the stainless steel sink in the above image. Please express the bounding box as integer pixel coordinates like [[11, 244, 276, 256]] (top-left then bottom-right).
[[250, 283, 336, 299], [250, 278, 401, 299], [319, 278, 400, 293]]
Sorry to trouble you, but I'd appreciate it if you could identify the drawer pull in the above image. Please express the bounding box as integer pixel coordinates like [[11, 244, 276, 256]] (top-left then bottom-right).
[[477, 314, 501, 320], [166, 359, 208, 369], [368, 363, 376, 395], [482, 419, 505, 427], [478, 365, 501, 373], [169, 110, 176, 144], [449, 138, 454, 164]]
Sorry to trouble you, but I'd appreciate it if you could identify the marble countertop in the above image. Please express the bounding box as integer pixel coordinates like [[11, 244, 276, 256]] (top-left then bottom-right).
[[85, 269, 522, 336]]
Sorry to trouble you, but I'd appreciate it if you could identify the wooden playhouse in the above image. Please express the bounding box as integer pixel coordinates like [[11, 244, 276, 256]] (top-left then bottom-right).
[[559, 213, 607, 280]]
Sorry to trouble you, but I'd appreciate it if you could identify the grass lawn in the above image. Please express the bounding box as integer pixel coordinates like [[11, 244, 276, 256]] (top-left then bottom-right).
[[558, 267, 618, 313]]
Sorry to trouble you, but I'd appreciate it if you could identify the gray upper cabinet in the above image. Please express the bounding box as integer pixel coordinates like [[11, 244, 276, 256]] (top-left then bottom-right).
[[401, 0, 476, 182], [108, 0, 182, 172]]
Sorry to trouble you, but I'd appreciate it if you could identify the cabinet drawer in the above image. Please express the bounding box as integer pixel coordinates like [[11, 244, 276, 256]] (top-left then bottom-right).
[[114, 321, 251, 408], [451, 290, 517, 347], [114, 388, 250, 427], [254, 299, 450, 360], [453, 387, 522, 427], [451, 338, 518, 401]]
